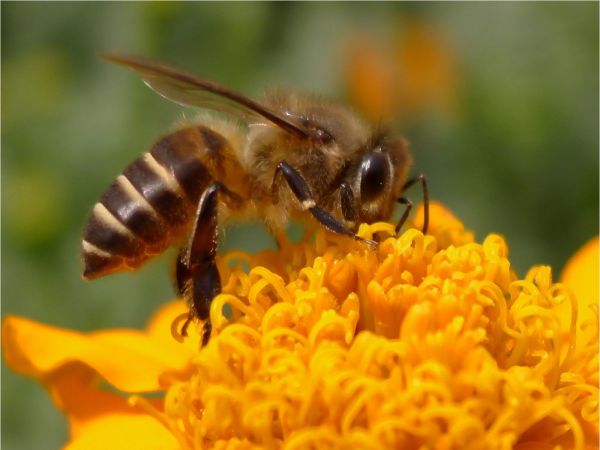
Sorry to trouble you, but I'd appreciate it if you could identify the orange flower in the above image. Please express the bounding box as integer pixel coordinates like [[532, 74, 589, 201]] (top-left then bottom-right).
[[3, 203, 598, 449], [345, 20, 459, 123], [3, 301, 198, 449]]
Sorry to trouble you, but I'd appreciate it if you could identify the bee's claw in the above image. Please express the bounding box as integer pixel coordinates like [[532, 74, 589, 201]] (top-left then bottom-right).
[[180, 315, 192, 337], [357, 236, 378, 249]]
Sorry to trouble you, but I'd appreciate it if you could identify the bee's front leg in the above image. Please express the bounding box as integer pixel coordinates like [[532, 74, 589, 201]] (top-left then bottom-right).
[[274, 161, 376, 248], [339, 182, 358, 225], [176, 182, 222, 346]]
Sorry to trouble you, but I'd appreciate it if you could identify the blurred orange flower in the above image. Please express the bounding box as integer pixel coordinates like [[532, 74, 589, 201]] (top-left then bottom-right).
[[346, 20, 459, 123], [3, 203, 598, 449]]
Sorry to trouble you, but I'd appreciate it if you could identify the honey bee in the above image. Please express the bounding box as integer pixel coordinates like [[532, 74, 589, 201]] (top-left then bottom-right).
[[82, 54, 429, 345]]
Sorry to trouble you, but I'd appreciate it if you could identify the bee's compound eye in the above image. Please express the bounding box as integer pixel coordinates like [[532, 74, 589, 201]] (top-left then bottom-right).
[[360, 152, 390, 203]]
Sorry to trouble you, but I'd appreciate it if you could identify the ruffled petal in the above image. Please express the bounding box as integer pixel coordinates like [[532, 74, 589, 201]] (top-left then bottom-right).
[[4, 207, 596, 450], [3, 315, 193, 392]]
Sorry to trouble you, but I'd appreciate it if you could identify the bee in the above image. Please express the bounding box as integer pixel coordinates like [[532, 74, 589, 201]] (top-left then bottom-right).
[[82, 54, 429, 345]]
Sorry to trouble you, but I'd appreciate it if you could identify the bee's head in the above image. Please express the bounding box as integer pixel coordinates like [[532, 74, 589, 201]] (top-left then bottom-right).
[[265, 91, 413, 224], [288, 104, 413, 224], [349, 134, 413, 224]]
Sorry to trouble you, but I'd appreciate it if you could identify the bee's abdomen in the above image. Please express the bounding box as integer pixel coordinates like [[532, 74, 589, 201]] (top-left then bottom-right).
[[82, 126, 221, 279]]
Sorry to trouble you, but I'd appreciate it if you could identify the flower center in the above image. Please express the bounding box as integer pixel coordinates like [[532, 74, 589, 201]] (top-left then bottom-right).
[[145, 213, 596, 449]]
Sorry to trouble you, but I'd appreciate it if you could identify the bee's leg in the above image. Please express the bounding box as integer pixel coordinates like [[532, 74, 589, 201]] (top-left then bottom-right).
[[394, 197, 413, 234], [176, 182, 222, 346], [397, 174, 429, 234], [340, 182, 358, 223], [274, 161, 376, 247]]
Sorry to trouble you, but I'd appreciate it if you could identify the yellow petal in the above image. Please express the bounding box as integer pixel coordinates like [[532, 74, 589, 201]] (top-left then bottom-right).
[[146, 299, 202, 351], [3, 315, 193, 392], [44, 363, 178, 450], [557, 237, 599, 347], [412, 201, 475, 248], [561, 236, 599, 307], [64, 413, 178, 450], [146, 300, 188, 341]]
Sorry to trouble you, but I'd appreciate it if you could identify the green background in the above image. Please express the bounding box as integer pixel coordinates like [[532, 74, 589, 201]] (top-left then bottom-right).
[[2, 3, 598, 449]]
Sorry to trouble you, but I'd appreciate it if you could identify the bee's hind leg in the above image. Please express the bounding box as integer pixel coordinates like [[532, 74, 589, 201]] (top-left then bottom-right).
[[175, 182, 222, 346]]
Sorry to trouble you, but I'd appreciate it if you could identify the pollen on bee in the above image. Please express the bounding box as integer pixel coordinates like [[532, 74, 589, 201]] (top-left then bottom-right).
[[301, 199, 316, 210]]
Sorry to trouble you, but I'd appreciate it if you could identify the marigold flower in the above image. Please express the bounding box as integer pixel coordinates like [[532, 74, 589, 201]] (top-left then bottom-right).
[[3, 202, 598, 449]]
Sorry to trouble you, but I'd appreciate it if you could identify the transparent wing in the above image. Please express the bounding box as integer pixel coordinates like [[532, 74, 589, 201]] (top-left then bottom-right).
[[101, 54, 308, 139]]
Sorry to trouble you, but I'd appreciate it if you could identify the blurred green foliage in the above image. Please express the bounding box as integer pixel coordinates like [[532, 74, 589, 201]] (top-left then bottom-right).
[[2, 3, 597, 449]]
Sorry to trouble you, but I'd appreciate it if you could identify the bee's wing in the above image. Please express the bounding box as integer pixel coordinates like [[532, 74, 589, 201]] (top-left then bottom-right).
[[101, 54, 309, 139]]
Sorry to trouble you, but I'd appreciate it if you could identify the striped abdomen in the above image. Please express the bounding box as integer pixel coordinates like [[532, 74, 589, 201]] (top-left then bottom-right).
[[82, 126, 227, 279]]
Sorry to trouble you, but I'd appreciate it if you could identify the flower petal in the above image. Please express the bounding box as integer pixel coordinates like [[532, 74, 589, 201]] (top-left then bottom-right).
[[561, 236, 599, 307], [558, 236, 599, 346], [146, 299, 202, 351], [413, 200, 475, 248], [3, 315, 193, 392], [44, 363, 178, 450], [64, 413, 178, 450]]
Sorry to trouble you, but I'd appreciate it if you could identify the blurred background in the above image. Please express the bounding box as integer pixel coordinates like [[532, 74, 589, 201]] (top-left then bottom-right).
[[2, 3, 598, 449]]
